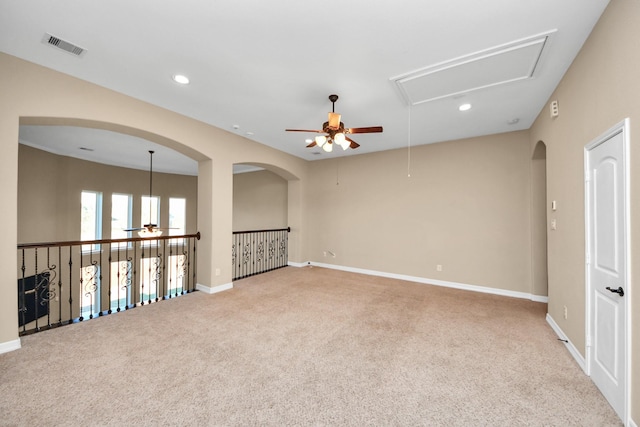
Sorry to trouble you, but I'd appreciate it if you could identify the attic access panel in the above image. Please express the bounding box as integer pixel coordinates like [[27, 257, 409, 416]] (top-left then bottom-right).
[[391, 31, 555, 106]]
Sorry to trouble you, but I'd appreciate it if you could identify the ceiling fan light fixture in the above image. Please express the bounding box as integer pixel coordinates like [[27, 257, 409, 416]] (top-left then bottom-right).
[[285, 94, 383, 154], [315, 135, 327, 147], [138, 228, 163, 238]]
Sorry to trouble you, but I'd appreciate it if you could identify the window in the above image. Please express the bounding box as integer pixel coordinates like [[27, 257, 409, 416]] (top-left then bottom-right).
[[169, 197, 186, 243], [141, 195, 160, 228], [111, 193, 132, 247], [81, 191, 102, 252]]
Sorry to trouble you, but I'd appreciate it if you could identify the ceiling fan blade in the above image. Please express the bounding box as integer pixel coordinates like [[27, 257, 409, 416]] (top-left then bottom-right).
[[285, 129, 323, 133], [328, 112, 341, 130], [345, 136, 360, 149], [125, 223, 159, 232], [306, 141, 317, 148], [347, 126, 383, 134]]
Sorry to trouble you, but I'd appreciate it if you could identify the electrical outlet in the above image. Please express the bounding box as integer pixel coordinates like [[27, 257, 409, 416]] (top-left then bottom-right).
[[323, 251, 327, 257], [563, 305, 568, 320], [436, 264, 443, 272], [215, 268, 221, 276]]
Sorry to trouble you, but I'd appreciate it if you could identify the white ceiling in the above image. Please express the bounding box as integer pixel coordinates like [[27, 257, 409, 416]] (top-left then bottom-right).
[[1, 0, 610, 175]]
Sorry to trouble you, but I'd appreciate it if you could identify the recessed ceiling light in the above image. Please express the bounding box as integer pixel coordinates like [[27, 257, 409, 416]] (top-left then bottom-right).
[[305, 139, 313, 143], [459, 103, 472, 111], [245, 132, 254, 136], [172, 74, 190, 84]]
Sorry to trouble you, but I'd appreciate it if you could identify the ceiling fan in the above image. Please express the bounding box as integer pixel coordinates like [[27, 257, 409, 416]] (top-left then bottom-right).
[[286, 94, 383, 152], [125, 150, 171, 238]]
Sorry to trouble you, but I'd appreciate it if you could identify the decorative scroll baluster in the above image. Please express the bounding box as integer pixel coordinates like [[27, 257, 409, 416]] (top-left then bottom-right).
[[123, 245, 131, 310], [82, 261, 99, 320], [153, 253, 162, 303], [120, 258, 132, 311], [40, 248, 57, 328]]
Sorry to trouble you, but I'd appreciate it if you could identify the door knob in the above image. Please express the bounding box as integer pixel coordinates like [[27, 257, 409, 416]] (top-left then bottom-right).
[[605, 286, 624, 297]]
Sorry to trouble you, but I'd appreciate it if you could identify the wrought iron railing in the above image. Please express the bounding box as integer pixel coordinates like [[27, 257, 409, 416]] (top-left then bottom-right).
[[232, 227, 289, 280], [16, 232, 200, 336]]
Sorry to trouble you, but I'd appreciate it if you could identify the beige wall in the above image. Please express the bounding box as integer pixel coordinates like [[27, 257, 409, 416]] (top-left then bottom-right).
[[18, 144, 198, 244], [233, 170, 288, 231], [529, 0, 639, 419], [306, 131, 534, 294]]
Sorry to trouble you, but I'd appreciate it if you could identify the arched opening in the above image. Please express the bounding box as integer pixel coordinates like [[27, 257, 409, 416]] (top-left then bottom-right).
[[231, 162, 302, 279], [232, 165, 288, 232], [531, 140, 548, 299], [17, 120, 205, 244]]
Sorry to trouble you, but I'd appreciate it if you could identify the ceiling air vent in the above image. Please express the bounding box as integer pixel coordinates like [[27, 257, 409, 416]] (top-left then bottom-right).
[[42, 33, 86, 57]]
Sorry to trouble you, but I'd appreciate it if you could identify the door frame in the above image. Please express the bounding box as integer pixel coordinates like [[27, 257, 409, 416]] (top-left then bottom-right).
[[583, 118, 630, 424]]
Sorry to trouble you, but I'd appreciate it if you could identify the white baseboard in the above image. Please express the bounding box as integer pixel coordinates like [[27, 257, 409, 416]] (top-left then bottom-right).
[[531, 295, 549, 303], [303, 261, 547, 302], [287, 261, 310, 268], [0, 338, 21, 354], [196, 282, 233, 295], [546, 313, 587, 373]]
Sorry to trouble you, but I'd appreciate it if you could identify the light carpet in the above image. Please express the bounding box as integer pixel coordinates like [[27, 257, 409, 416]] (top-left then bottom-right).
[[0, 266, 621, 426]]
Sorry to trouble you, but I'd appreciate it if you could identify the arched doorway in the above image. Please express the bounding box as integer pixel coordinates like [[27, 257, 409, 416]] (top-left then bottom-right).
[[17, 123, 200, 244], [232, 165, 288, 232], [231, 162, 302, 279], [531, 140, 548, 299]]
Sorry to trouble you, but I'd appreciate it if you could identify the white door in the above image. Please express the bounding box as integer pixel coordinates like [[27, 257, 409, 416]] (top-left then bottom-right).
[[585, 121, 628, 422]]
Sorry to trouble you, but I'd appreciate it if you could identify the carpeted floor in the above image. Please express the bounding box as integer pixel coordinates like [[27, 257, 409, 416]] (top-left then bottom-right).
[[0, 266, 621, 426]]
